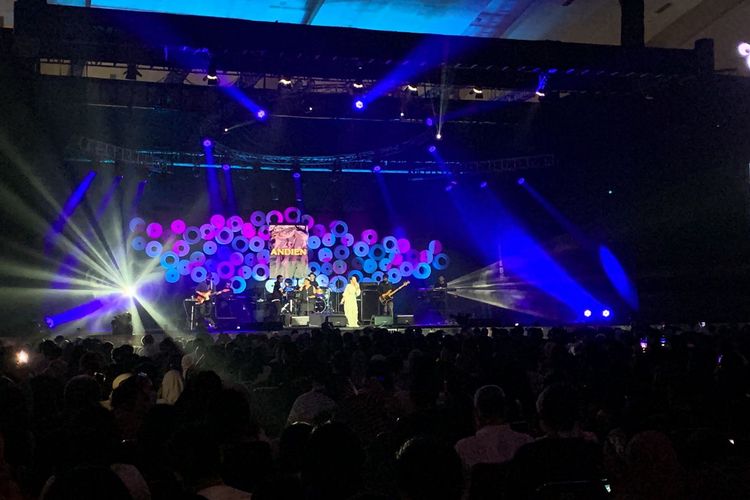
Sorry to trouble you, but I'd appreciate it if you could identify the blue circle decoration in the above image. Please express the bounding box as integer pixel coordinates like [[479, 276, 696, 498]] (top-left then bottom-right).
[[203, 241, 217, 255], [333, 245, 350, 260], [316, 274, 330, 287], [266, 210, 284, 225], [216, 227, 233, 245], [160, 251, 179, 268], [244, 253, 256, 267], [329, 275, 347, 293], [413, 262, 432, 280], [433, 253, 450, 270], [165, 268, 180, 283], [400, 261, 414, 277], [353, 241, 369, 257], [368, 243, 386, 260], [378, 259, 391, 272], [321, 262, 333, 276], [129, 217, 146, 233], [308, 262, 321, 275], [173, 240, 190, 257], [387, 268, 403, 284], [239, 265, 253, 279], [322, 233, 336, 247], [248, 236, 265, 253], [252, 264, 269, 281], [191, 266, 208, 283], [372, 271, 385, 282], [257, 249, 270, 263], [329, 220, 348, 237], [308, 235, 321, 250], [382, 236, 398, 253], [347, 270, 364, 282], [351, 257, 364, 270], [145, 241, 163, 258], [284, 207, 302, 223], [184, 226, 201, 244], [341, 233, 355, 247], [363, 258, 378, 274], [178, 260, 191, 276], [333, 260, 347, 274], [318, 247, 333, 262], [264, 279, 276, 294], [231, 236, 249, 252], [230, 276, 247, 294], [250, 211, 266, 226], [227, 215, 244, 232], [190, 251, 206, 264], [131, 236, 146, 251], [200, 224, 216, 240]]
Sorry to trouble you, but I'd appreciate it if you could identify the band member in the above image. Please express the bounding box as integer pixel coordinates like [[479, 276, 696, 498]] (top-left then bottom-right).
[[269, 275, 284, 320], [341, 275, 361, 327], [299, 272, 319, 315], [195, 278, 216, 328], [435, 275, 448, 289], [378, 277, 395, 317]]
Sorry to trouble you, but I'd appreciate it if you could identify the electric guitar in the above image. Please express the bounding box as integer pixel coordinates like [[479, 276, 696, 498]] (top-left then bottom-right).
[[194, 288, 230, 305], [379, 281, 410, 304]]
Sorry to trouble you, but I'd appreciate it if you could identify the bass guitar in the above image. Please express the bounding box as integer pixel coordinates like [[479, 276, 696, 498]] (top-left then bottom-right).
[[379, 281, 410, 304], [194, 288, 230, 305]]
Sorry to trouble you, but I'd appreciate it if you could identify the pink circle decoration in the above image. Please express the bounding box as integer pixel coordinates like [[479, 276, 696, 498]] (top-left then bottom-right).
[[230, 252, 244, 266], [129, 217, 146, 233], [266, 210, 284, 225], [428, 240, 443, 254], [200, 224, 216, 240], [391, 252, 404, 266], [301, 214, 315, 229], [203, 241, 217, 255], [241, 223, 256, 239], [397, 238, 411, 253], [257, 225, 270, 240], [322, 233, 336, 247], [284, 207, 302, 223], [217, 261, 235, 280], [173, 240, 190, 257], [318, 248, 333, 262], [312, 224, 327, 237], [170, 219, 186, 234], [419, 250, 434, 264], [361, 229, 378, 245], [341, 233, 355, 247], [333, 260, 347, 274], [256, 249, 270, 264], [210, 214, 226, 229], [250, 211, 266, 227], [227, 215, 244, 232], [329, 220, 348, 237], [399, 261, 414, 277], [146, 222, 163, 239], [244, 253, 256, 267], [215, 227, 234, 245]]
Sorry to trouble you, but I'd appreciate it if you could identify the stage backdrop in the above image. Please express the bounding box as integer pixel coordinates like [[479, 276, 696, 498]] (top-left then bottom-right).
[[269, 224, 309, 280]]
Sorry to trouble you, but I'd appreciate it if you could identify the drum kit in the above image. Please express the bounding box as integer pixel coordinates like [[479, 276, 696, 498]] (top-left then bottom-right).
[[279, 278, 335, 315]]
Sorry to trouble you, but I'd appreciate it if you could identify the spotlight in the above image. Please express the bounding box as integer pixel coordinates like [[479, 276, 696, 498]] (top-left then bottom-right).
[[372, 164, 382, 173], [124, 63, 141, 81], [44, 317, 55, 329], [471, 86, 483, 94], [602, 309, 611, 318], [738, 42, 750, 57], [222, 164, 230, 171], [436, 132, 442, 140], [354, 99, 365, 110], [352, 80, 365, 89], [16, 350, 29, 365], [292, 166, 302, 179], [405, 83, 418, 92], [206, 59, 218, 85], [535, 73, 548, 97], [400, 111, 405, 117], [479, 181, 488, 188], [428, 145, 437, 153], [223, 127, 229, 133], [202, 138, 213, 148], [517, 177, 525, 185], [425, 117, 434, 127], [122, 286, 137, 299], [256, 109, 267, 120], [583, 309, 592, 318], [278, 76, 293, 87]]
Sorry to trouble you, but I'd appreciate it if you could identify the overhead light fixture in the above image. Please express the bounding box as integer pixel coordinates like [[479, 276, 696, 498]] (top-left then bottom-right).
[[205, 59, 218, 85], [124, 63, 142, 81], [405, 83, 418, 92], [352, 80, 365, 89], [353, 98, 365, 110], [471, 86, 483, 94], [278, 76, 293, 87]]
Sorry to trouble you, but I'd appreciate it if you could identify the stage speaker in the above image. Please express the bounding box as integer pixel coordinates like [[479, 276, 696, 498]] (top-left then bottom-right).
[[309, 313, 348, 328], [371, 315, 393, 326], [361, 289, 380, 322], [290, 316, 310, 327], [396, 314, 414, 326]]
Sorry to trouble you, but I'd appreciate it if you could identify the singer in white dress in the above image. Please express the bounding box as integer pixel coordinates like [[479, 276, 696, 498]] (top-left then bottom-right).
[[340, 276, 361, 327]]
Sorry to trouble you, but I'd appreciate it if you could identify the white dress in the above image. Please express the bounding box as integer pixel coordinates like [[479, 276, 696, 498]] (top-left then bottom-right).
[[342, 282, 361, 327]]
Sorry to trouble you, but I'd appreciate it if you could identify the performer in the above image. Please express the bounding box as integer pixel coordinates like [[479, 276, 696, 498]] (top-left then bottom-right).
[[269, 275, 284, 320], [299, 272, 319, 315], [434, 275, 448, 289], [378, 277, 395, 318], [194, 278, 216, 329], [341, 275, 361, 327]]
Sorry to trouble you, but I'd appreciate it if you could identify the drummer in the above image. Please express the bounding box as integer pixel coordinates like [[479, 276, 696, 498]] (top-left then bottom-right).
[[299, 272, 320, 314]]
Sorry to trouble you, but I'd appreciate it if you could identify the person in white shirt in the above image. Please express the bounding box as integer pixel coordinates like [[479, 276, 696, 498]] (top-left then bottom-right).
[[455, 385, 533, 470], [340, 276, 361, 327]]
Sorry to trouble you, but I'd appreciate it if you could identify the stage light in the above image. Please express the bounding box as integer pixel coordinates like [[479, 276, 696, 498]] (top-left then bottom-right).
[[602, 309, 611, 318], [124, 63, 141, 81], [436, 132, 442, 140], [583, 309, 592, 318], [471, 86, 483, 95], [405, 83, 418, 92], [738, 42, 750, 57], [16, 350, 29, 365], [425, 117, 434, 127], [278, 77, 293, 87], [352, 80, 365, 89], [428, 145, 437, 153], [256, 109, 267, 120], [372, 164, 382, 173], [223, 127, 229, 133], [608, 189, 613, 195], [535, 73, 548, 97], [479, 181, 488, 188], [400, 111, 405, 117], [122, 285, 137, 299], [202, 138, 213, 148], [517, 177, 525, 185], [222, 164, 230, 171], [354, 99, 365, 110], [206, 60, 219, 85], [292, 166, 302, 179], [44, 317, 55, 328]]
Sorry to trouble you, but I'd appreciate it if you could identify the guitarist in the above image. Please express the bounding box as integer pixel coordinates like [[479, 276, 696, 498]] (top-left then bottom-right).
[[194, 277, 217, 329], [377, 278, 395, 318]]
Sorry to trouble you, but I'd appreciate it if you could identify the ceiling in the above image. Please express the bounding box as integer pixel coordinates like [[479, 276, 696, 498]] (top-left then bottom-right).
[[2, 0, 748, 74]]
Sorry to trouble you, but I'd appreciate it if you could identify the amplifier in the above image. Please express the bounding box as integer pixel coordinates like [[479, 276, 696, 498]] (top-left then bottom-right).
[[289, 315, 310, 327], [309, 313, 348, 328], [396, 314, 414, 326], [371, 315, 393, 326]]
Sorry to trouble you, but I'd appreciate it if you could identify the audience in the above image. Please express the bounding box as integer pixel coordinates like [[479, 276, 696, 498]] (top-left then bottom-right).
[[0, 323, 749, 500]]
